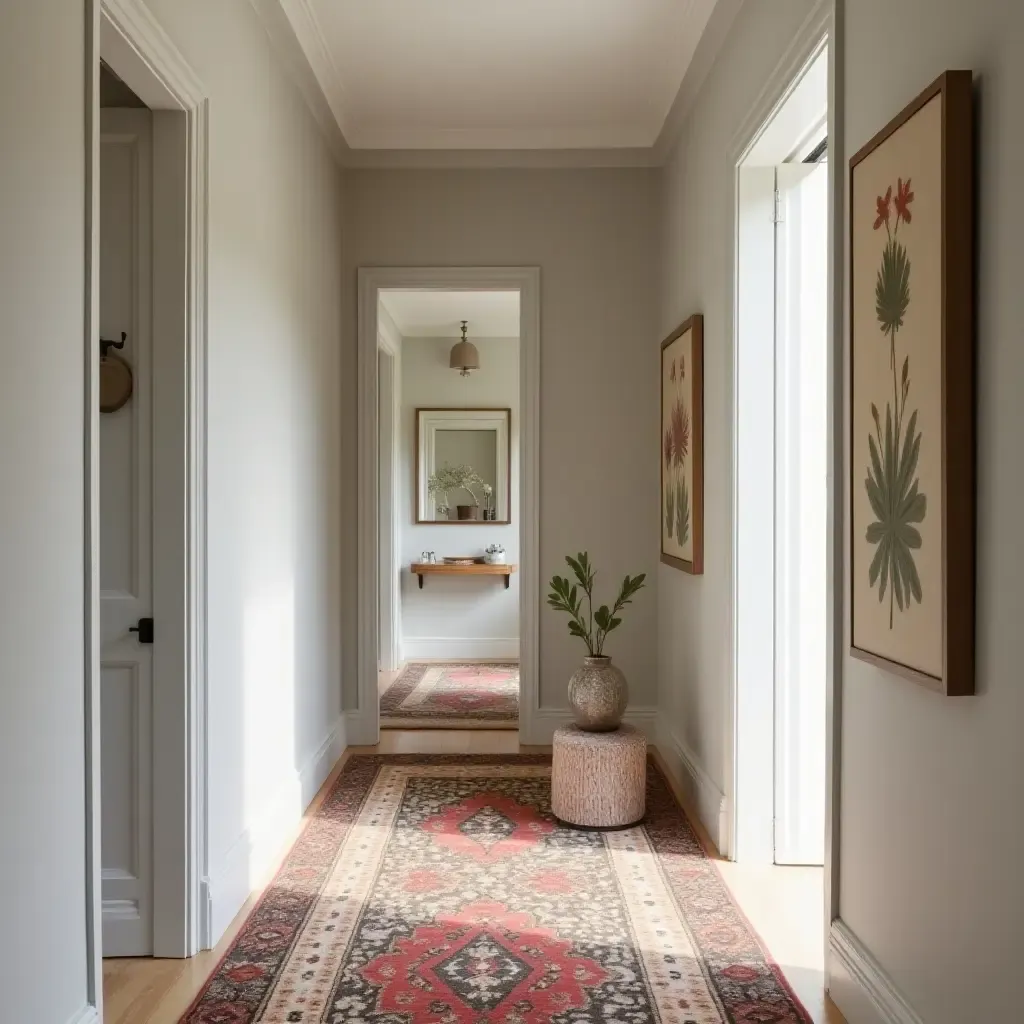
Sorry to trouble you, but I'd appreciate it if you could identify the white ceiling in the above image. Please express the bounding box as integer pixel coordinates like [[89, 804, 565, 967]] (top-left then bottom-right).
[[269, 0, 724, 157], [380, 290, 520, 339]]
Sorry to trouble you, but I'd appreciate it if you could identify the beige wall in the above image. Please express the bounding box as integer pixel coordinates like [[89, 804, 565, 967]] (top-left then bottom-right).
[[0, 4, 91, 1019], [658, 0, 817, 801], [343, 169, 659, 708], [837, 2, 1023, 1020], [143, 0, 347, 940]]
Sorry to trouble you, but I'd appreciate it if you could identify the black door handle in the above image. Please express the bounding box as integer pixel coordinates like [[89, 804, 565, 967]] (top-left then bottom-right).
[[129, 617, 154, 644]]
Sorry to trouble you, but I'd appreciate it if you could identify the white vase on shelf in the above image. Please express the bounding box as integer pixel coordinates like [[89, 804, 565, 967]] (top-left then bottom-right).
[[484, 545, 506, 565]]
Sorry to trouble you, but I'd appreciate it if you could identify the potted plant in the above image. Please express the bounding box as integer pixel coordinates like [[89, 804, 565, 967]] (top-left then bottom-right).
[[427, 464, 486, 520], [484, 543, 506, 565], [547, 552, 646, 731]]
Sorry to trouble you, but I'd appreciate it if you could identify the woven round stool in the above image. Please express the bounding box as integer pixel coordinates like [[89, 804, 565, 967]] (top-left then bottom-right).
[[551, 724, 647, 829]]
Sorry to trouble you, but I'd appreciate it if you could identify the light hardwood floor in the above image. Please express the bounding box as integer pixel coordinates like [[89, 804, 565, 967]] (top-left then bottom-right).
[[102, 729, 845, 1024]]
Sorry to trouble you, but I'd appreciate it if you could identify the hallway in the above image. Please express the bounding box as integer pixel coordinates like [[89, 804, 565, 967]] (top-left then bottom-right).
[[103, 731, 843, 1024], [4, 2, 1018, 1022]]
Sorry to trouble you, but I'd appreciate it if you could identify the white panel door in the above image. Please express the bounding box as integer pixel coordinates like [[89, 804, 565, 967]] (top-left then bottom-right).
[[773, 162, 827, 866], [100, 109, 154, 956]]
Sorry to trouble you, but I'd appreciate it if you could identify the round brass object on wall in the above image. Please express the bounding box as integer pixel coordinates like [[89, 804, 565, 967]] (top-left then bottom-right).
[[100, 352, 134, 413]]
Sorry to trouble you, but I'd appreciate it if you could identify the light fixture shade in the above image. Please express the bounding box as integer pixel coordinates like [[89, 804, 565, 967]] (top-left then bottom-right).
[[449, 320, 480, 376]]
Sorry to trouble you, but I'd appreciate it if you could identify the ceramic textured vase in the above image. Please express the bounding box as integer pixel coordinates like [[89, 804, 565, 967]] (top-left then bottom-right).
[[568, 655, 628, 732]]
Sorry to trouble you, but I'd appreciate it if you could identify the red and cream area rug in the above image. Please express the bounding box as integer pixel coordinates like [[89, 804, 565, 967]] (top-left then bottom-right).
[[380, 662, 519, 729], [181, 755, 810, 1024]]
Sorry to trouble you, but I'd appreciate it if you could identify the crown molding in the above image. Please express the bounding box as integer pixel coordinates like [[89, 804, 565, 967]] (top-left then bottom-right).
[[252, 0, 737, 169], [654, 0, 744, 163], [342, 147, 661, 170], [247, 0, 351, 165]]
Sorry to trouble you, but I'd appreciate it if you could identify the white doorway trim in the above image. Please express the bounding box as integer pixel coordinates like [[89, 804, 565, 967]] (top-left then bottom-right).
[[86, 0, 209, 1013], [723, 0, 840, 920], [377, 306, 403, 674], [356, 268, 540, 746]]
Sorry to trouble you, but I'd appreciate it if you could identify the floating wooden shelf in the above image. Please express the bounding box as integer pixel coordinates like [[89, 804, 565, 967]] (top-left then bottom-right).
[[411, 562, 518, 589]]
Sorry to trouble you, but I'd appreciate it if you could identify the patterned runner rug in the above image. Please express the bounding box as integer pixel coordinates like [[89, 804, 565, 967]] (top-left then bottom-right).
[[380, 662, 519, 729], [181, 755, 811, 1024]]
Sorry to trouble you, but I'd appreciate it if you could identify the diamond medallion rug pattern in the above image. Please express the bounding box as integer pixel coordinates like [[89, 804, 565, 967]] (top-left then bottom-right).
[[180, 755, 811, 1024], [380, 662, 519, 729]]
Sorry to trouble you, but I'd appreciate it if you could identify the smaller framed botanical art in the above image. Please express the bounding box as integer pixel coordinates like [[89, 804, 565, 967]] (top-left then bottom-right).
[[849, 71, 974, 695], [660, 315, 704, 574]]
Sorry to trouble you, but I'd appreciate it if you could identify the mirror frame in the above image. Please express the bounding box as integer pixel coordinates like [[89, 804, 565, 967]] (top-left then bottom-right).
[[416, 407, 511, 524]]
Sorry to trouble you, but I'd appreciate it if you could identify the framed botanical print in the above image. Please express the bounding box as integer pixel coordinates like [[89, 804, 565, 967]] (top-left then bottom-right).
[[849, 70, 974, 695], [661, 315, 704, 574]]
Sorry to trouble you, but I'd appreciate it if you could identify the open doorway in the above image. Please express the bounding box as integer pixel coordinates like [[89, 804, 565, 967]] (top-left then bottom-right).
[[356, 268, 540, 747], [87, 5, 209, 1012], [376, 291, 522, 731], [729, 36, 830, 1012]]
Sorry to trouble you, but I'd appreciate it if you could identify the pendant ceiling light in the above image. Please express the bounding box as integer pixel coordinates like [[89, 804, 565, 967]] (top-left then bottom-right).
[[449, 320, 480, 377]]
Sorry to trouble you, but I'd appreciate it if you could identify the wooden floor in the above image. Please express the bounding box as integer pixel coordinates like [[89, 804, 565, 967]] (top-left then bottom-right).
[[102, 729, 845, 1024]]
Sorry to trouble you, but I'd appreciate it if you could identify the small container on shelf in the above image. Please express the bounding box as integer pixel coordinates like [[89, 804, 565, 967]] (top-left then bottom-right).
[[484, 544, 506, 565]]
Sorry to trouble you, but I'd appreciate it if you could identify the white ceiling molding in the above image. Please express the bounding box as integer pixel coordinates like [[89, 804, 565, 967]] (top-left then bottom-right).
[[653, 0, 744, 163], [343, 146, 660, 170], [247, 0, 351, 164], [253, 0, 736, 168]]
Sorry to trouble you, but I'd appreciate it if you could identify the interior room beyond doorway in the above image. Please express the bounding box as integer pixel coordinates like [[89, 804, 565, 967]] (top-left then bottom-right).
[[376, 290, 522, 733]]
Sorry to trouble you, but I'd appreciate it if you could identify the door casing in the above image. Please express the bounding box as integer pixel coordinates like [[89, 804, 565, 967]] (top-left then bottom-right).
[[85, 1, 210, 1015]]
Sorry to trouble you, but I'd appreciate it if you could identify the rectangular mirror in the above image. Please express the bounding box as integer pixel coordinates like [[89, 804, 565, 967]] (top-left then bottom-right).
[[417, 408, 511, 523]]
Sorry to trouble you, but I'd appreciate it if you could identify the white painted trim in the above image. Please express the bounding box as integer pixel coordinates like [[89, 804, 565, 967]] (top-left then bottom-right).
[[377, 341, 402, 673], [84, 6, 102, 1015], [205, 714, 347, 943], [654, 0, 742, 161], [87, 9, 210, 1012], [824, 0, 845, 933], [358, 268, 541, 744], [344, 147, 660, 170], [246, 0, 350, 165], [828, 920, 924, 1024], [377, 303, 403, 356], [531, 707, 660, 745], [272, 0, 353, 140], [723, 0, 832, 860], [66, 1006, 101, 1024], [241, 0, 739, 169], [342, 707, 377, 747], [402, 638, 520, 662], [654, 720, 728, 854]]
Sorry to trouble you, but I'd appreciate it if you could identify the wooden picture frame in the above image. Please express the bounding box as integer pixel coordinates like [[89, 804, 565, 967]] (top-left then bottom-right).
[[660, 315, 704, 574], [849, 70, 974, 695]]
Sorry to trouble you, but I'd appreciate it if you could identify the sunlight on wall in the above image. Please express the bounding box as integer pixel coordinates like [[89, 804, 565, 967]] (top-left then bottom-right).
[[242, 581, 296, 884]]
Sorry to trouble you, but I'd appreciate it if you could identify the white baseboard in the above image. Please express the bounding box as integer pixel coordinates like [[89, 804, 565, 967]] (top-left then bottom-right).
[[402, 637, 520, 661], [203, 713, 347, 946], [828, 919, 923, 1024], [654, 720, 727, 854], [342, 707, 377, 746], [66, 1006, 100, 1024], [528, 706, 659, 745]]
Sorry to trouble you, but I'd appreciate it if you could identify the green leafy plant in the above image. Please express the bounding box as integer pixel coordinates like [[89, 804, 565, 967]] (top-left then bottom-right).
[[866, 405, 926, 626], [865, 176, 926, 626], [427, 464, 485, 506], [675, 478, 690, 546], [547, 551, 646, 657]]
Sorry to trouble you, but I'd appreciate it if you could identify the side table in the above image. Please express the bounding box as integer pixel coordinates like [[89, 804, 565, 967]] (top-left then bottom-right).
[[551, 723, 647, 829]]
